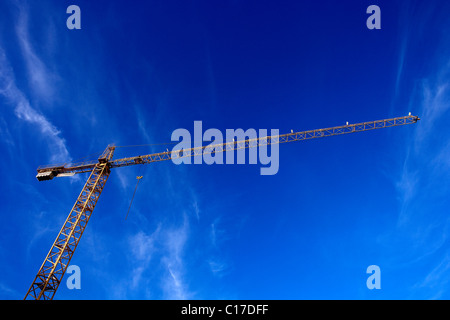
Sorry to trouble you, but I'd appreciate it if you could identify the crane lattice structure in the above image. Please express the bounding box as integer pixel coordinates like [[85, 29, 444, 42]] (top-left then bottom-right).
[[24, 114, 420, 300]]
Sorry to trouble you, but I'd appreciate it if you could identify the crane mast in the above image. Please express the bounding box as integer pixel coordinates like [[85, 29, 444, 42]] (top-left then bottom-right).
[[24, 114, 420, 299], [24, 146, 115, 300]]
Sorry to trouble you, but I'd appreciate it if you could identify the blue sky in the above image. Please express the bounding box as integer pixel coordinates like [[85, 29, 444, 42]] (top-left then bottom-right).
[[1, 0, 450, 299]]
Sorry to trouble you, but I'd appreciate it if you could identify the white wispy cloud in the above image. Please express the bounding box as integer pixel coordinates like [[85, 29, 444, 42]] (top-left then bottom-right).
[[413, 253, 450, 299], [207, 218, 231, 278], [0, 116, 15, 147], [0, 281, 21, 299], [394, 78, 450, 228], [161, 213, 192, 299], [13, 1, 58, 103], [390, 8, 450, 297], [128, 226, 161, 290], [390, 0, 450, 221], [207, 259, 228, 277], [0, 49, 70, 163], [0, 2, 70, 164], [123, 211, 194, 299]]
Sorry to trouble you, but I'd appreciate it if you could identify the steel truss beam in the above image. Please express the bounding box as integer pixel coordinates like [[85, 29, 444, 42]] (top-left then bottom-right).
[[25, 162, 111, 300], [109, 115, 420, 168]]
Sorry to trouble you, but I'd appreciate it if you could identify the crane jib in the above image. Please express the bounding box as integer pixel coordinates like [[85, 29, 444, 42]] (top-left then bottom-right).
[[35, 114, 419, 181]]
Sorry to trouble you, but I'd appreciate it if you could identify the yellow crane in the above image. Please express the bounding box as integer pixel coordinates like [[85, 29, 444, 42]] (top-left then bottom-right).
[[24, 114, 420, 300]]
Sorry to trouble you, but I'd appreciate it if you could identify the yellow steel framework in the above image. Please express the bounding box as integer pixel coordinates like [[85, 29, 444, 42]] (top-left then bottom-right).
[[24, 147, 115, 300], [24, 114, 420, 299]]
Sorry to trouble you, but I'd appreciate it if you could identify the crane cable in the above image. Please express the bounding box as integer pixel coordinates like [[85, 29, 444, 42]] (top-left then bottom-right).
[[125, 176, 143, 220], [125, 164, 146, 220], [116, 142, 178, 148]]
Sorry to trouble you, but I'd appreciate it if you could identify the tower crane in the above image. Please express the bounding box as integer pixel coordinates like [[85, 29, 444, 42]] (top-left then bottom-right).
[[24, 114, 420, 300]]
